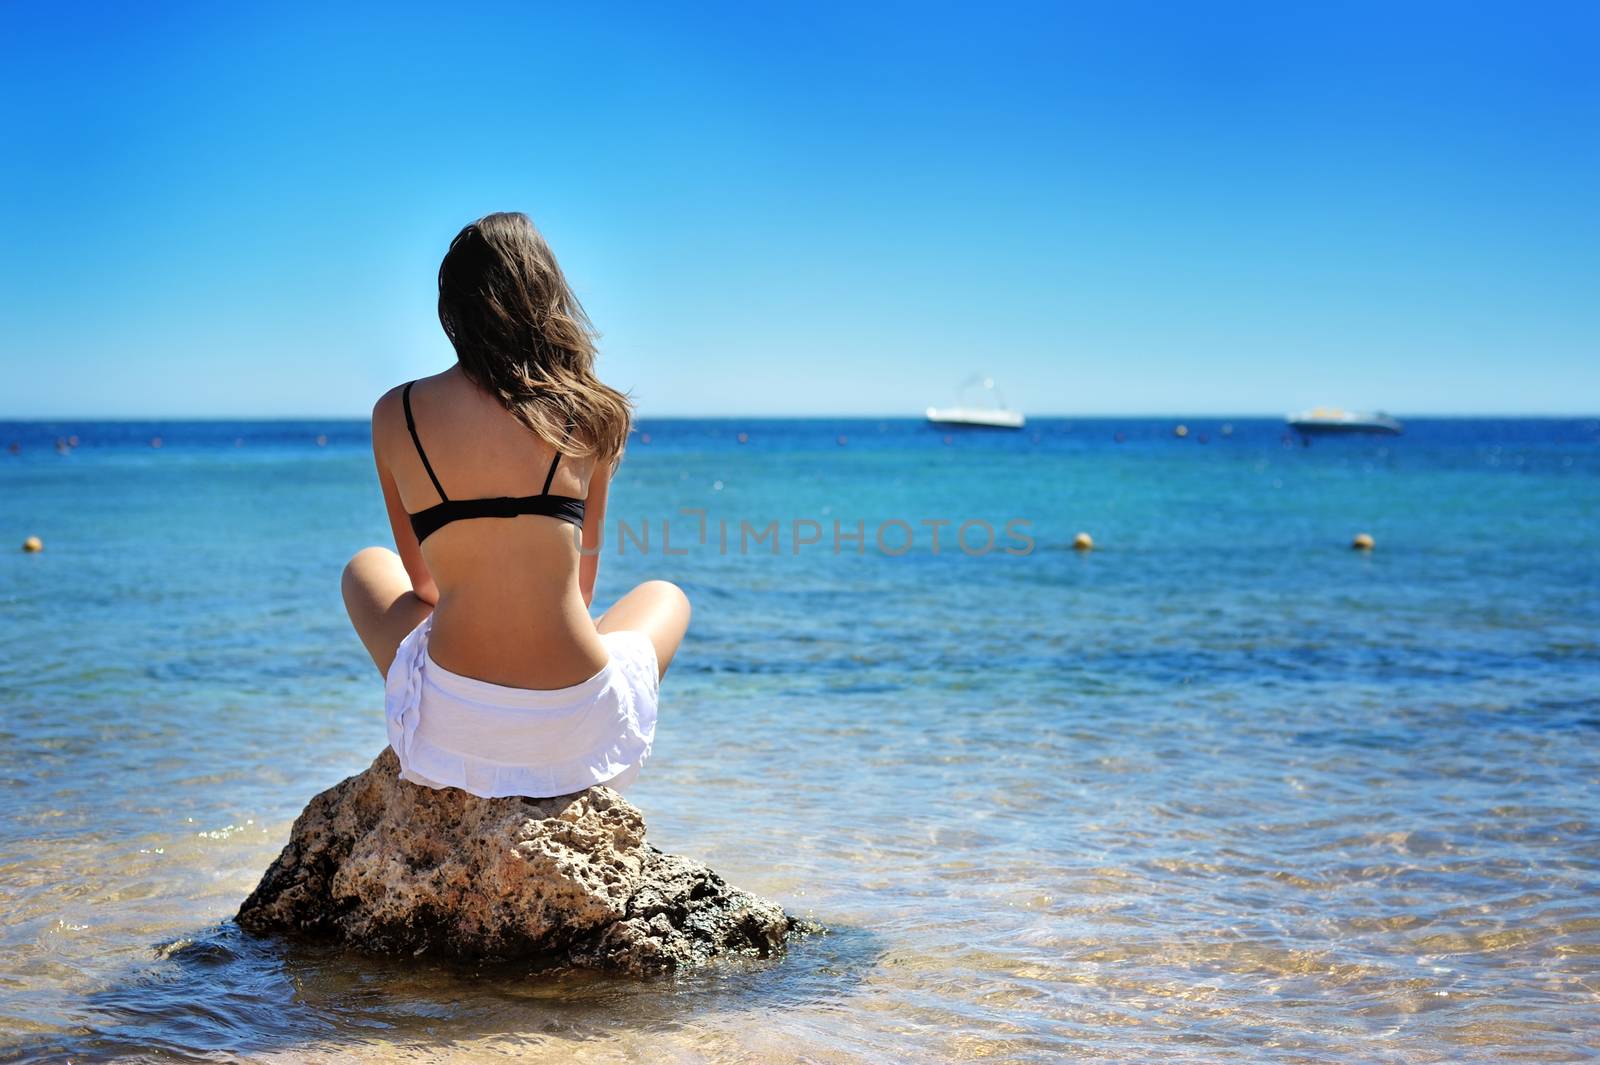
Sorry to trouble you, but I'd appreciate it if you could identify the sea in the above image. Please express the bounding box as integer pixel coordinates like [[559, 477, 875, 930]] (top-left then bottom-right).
[[1, 416, 1597, 1063]]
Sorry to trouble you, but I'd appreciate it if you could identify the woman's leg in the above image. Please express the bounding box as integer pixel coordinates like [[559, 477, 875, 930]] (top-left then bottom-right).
[[341, 546, 433, 677], [595, 580, 691, 680]]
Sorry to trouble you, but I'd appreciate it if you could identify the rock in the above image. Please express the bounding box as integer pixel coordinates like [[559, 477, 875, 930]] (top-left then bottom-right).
[[236, 749, 812, 974]]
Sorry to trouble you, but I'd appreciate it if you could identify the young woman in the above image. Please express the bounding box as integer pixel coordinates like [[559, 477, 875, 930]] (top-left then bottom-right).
[[340, 212, 689, 799]]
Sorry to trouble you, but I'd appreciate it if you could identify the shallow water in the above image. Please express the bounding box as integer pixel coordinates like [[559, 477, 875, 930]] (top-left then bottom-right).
[[2, 417, 1598, 1063]]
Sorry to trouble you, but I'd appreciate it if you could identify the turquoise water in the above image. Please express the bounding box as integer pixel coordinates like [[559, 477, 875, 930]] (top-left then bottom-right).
[[2, 417, 1598, 1063]]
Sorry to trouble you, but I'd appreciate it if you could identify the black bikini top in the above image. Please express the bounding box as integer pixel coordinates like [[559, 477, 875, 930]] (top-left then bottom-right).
[[401, 381, 586, 544]]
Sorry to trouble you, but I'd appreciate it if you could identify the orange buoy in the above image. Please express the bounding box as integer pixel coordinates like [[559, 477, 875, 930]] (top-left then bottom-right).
[[22, 536, 43, 553], [1072, 532, 1094, 552], [1351, 532, 1375, 551]]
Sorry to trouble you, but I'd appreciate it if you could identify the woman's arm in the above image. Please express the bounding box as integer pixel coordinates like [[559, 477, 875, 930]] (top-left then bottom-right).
[[373, 392, 440, 605], [578, 457, 613, 609]]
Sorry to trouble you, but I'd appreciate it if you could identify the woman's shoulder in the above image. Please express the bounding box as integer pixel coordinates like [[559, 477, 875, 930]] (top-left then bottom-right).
[[368, 384, 409, 460], [371, 381, 410, 424], [370, 375, 439, 460], [372, 370, 455, 429], [372, 384, 399, 419]]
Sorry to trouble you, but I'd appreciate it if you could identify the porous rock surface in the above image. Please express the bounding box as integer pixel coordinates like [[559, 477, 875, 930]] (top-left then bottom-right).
[[237, 749, 809, 973]]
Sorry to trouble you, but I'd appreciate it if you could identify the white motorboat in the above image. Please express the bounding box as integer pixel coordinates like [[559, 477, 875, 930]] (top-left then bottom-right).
[[1287, 407, 1403, 435], [926, 377, 1025, 430]]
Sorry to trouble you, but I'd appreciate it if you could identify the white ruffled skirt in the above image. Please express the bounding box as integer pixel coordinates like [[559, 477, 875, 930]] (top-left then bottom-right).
[[383, 615, 659, 799]]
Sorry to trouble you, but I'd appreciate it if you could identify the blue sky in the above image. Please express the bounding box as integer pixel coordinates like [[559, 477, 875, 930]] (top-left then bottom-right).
[[1, 1, 1595, 417]]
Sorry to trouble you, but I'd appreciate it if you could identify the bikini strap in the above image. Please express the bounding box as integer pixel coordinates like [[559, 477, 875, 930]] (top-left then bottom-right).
[[401, 382, 448, 502], [540, 451, 561, 495], [539, 418, 580, 495]]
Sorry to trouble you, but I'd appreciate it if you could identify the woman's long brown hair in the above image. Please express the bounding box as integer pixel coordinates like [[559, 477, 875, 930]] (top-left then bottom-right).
[[437, 212, 632, 461]]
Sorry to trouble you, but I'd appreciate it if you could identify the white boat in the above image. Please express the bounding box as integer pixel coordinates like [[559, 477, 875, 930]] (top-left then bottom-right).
[[926, 377, 1025, 430], [1287, 407, 1402, 435]]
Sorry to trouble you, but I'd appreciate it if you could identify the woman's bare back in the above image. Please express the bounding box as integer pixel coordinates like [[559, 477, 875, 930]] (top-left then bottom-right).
[[373, 367, 612, 689]]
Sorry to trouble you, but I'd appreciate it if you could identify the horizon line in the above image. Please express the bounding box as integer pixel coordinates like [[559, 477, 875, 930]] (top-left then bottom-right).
[[3, 411, 1599, 423]]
